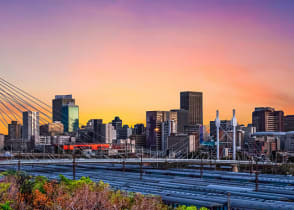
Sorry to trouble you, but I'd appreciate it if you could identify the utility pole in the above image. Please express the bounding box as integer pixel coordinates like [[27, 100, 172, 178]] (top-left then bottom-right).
[[215, 110, 220, 160], [72, 148, 76, 180], [140, 146, 143, 179], [255, 171, 259, 192], [227, 192, 231, 210], [200, 158, 203, 178]]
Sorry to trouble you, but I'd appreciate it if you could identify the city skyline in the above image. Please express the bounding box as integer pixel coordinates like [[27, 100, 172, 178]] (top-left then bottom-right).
[[1, 0, 294, 130]]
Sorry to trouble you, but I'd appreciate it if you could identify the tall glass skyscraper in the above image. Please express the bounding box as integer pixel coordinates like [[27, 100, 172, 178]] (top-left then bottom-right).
[[62, 104, 79, 133], [52, 95, 75, 122]]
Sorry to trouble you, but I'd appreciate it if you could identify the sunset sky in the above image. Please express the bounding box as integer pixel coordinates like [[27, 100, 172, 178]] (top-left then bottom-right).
[[0, 0, 294, 131]]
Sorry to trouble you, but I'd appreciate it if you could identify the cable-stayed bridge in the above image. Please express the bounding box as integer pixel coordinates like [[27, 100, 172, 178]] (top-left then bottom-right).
[[0, 77, 52, 130]]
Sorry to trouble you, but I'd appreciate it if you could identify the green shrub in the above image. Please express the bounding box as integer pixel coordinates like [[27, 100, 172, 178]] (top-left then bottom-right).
[[0, 201, 12, 210]]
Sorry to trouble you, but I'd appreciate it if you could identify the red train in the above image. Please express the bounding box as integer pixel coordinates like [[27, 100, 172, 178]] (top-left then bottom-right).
[[63, 144, 110, 151]]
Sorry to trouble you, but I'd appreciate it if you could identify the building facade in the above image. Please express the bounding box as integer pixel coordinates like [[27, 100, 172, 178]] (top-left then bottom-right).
[[22, 111, 39, 141], [112, 116, 122, 139], [133, 124, 145, 135], [8, 121, 22, 139], [180, 91, 203, 125], [284, 115, 294, 132], [252, 107, 284, 132], [40, 122, 64, 136], [146, 111, 177, 150], [118, 125, 132, 140], [170, 109, 188, 133], [52, 95, 75, 122], [62, 105, 79, 133], [101, 123, 116, 144]]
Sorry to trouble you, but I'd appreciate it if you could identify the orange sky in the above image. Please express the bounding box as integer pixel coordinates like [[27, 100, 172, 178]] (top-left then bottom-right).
[[0, 0, 294, 133]]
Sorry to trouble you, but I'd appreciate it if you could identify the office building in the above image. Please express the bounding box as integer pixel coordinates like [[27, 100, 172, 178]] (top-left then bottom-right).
[[133, 124, 145, 135], [241, 124, 256, 144], [8, 121, 22, 139], [62, 104, 79, 133], [146, 111, 177, 150], [284, 115, 294, 131], [112, 116, 122, 130], [170, 109, 188, 133], [180, 91, 203, 125], [0, 134, 4, 151], [252, 107, 284, 132], [51, 136, 76, 145], [40, 122, 64, 136], [112, 116, 123, 139], [161, 120, 177, 152], [167, 134, 199, 156], [118, 125, 132, 140], [22, 111, 39, 141], [52, 95, 75, 122], [130, 134, 146, 148], [101, 123, 116, 144], [284, 133, 294, 152], [146, 111, 168, 150], [87, 119, 104, 142]]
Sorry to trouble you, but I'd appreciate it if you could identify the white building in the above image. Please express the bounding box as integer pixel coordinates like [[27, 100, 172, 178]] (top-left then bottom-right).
[[102, 123, 116, 144], [36, 136, 51, 145], [22, 111, 39, 141], [51, 136, 76, 145]]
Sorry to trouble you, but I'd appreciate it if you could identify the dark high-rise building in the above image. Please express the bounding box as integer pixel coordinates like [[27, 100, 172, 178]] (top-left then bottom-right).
[[133, 124, 145, 135], [284, 115, 294, 131], [130, 134, 146, 148], [146, 111, 171, 150], [52, 95, 75, 122], [111, 116, 122, 130], [93, 119, 103, 142], [180, 91, 203, 125], [118, 125, 132, 140], [170, 109, 188, 133], [252, 107, 284, 132], [112, 116, 122, 139], [79, 119, 103, 143], [8, 121, 22, 139]]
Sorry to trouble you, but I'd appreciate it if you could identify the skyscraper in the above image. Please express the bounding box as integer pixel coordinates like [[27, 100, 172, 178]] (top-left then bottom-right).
[[146, 111, 177, 150], [22, 111, 39, 140], [62, 104, 79, 133], [133, 124, 145, 135], [252, 107, 284, 132], [118, 125, 132, 140], [8, 121, 22, 139], [52, 95, 75, 122], [170, 109, 188, 133], [180, 91, 203, 125], [101, 123, 116, 144], [284, 115, 294, 132], [111, 116, 122, 130], [111, 116, 122, 139]]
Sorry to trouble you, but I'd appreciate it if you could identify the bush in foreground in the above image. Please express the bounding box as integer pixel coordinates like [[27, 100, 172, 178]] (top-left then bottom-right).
[[0, 171, 206, 210]]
